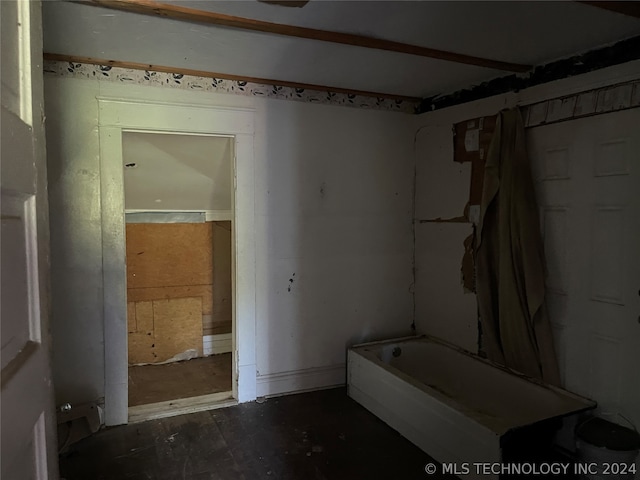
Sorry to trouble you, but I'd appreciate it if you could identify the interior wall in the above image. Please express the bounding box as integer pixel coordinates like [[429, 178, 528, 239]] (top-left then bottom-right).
[[45, 78, 103, 405], [45, 76, 415, 406], [412, 61, 640, 354], [253, 99, 415, 387]]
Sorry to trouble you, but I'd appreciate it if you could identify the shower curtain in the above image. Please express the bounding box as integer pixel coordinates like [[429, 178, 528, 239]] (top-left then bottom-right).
[[475, 108, 561, 386]]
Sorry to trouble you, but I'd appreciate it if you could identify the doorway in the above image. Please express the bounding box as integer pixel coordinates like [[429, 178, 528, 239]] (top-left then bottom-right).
[[98, 97, 256, 426], [121, 131, 234, 418]]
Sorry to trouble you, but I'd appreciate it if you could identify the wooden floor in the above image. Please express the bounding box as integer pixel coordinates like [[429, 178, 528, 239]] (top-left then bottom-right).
[[60, 387, 440, 480], [128, 354, 232, 407]]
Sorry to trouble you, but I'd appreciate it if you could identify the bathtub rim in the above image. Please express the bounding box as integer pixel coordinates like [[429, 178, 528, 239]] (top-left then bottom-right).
[[349, 333, 596, 435]]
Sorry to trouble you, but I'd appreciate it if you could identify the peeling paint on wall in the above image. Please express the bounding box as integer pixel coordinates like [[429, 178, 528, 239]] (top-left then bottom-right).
[[461, 232, 475, 294]]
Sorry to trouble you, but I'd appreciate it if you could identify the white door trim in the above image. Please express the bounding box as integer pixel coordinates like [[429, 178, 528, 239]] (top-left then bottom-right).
[[97, 97, 256, 426]]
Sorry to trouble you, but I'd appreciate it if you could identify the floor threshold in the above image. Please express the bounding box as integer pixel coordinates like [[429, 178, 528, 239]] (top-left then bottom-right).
[[128, 391, 236, 424]]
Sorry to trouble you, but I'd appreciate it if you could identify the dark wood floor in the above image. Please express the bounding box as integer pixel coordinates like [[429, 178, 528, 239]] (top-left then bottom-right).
[[60, 387, 442, 480], [129, 354, 232, 407]]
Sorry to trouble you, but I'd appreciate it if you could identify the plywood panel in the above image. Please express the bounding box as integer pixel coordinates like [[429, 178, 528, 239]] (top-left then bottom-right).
[[135, 301, 154, 332], [203, 313, 232, 336], [127, 297, 203, 364], [211, 221, 232, 333], [205, 322, 233, 336], [127, 302, 136, 332], [128, 300, 155, 364], [128, 332, 155, 364], [153, 297, 203, 362], [125, 222, 232, 360], [125, 223, 213, 289], [127, 285, 213, 315]]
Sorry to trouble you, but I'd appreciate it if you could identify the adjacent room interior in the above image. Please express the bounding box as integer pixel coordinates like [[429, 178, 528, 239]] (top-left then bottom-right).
[[122, 131, 234, 411], [2, 1, 640, 479]]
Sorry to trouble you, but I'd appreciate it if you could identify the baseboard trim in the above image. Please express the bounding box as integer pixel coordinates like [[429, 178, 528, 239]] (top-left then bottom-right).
[[203, 333, 232, 356], [256, 364, 346, 398]]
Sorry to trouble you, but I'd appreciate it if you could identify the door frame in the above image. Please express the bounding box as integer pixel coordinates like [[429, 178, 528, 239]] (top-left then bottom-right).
[[98, 97, 256, 425]]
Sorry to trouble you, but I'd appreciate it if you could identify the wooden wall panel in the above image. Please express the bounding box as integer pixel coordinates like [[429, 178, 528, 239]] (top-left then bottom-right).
[[128, 300, 154, 365], [126, 223, 213, 289], [209, 221, 232, 335], [127, 302, 136, 332], [127, 297, 203, 364], [135, 301, 154, 332], [153, 297, 203, 361], [128, 332, 155, 364], [125, 221, 232, 356], [128, 285, 213, 315], [126, 222, 215, 335], [202, 316, 232, 336]]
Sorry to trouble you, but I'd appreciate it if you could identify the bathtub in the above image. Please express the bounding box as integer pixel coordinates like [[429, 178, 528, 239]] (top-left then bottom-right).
[[348, 335, 595, 479]]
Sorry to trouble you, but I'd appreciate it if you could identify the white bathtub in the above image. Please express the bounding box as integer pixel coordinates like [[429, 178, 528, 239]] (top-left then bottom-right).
[[348, 335, 595, 479]]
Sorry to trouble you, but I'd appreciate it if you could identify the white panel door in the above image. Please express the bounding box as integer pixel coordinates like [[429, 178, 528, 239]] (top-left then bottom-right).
[[528, 109, 640, 430], [1, 1, 58, 478]]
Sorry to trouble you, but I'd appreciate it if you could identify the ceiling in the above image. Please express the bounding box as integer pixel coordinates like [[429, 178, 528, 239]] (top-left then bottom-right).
[[42, 1, 640, 99], [123, 131, 233, 211]]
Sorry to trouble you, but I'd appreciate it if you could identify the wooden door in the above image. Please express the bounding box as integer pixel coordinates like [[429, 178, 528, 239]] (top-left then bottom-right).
[[528, 109, 640, 431], [1, 1, 58, 478]]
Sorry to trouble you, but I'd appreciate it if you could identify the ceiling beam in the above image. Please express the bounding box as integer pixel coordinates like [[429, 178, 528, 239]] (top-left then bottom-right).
[[43, 52, 422, 103], [259, 0, 310, 7], [73, 0, 532, 73], [578, 1, 640, 19]]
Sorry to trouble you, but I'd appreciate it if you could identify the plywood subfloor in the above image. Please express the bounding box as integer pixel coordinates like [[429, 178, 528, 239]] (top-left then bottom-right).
[[128, 354, 231, 407], [60, 388, 438, 480]]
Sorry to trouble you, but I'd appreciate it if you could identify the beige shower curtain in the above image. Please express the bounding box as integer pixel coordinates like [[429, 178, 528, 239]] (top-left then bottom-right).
[[475, 108, 561, 386]]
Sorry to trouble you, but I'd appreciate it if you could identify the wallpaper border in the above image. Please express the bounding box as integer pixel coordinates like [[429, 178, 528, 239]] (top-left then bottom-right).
[[43, 60, 419, 114]]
